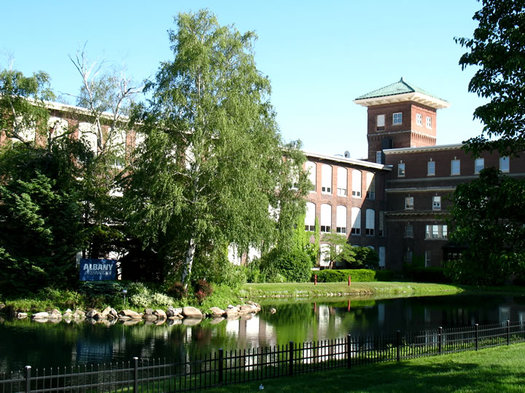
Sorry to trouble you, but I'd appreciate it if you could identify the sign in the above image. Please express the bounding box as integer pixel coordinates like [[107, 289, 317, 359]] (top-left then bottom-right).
[[79, 259, 117, 281]]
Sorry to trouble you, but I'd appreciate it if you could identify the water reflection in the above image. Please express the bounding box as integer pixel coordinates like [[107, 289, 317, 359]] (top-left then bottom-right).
[[1, 294, 525, 372]]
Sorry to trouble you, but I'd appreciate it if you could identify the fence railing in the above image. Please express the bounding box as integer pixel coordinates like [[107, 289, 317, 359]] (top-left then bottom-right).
[[1, 320, 524, 392]]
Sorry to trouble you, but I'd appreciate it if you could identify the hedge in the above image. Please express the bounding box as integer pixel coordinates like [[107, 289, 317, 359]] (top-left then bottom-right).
[[311, 269, 393, 283]]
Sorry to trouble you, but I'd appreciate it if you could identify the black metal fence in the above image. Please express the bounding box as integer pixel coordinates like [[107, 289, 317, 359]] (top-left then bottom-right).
[[1, 320, 524, 392]]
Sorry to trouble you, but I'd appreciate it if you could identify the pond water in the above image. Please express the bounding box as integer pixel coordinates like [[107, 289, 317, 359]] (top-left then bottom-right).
[[1, 294, 525, 373]]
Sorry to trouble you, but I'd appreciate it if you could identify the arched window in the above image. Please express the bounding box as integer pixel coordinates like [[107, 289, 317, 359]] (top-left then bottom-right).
[[305, 202, 316, 232], [305, 161, 316, 192], [321, 164, 332, 194], [336, 206, 347, 234], [366, 172, 375, 200], [366, 209, 375, 236], [320, 204, 331, 233], [352, 170, 361, 197], [351, 207, 361, 235], [337, 167, 347, 196]]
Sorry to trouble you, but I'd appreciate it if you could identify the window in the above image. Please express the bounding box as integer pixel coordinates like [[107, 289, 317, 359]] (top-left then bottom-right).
[[376, 114, 385, 130], [320, 204, 331, 233], [451, 159, 460, 175], [398, 162, 405, 177], [425, 224, 448, 239], [366, 172, 375, 200], [304, 202, 316, 232], [376, 151, 384, 164], [425, 251, 432, 267], [365, 209, 375, 236], [321, 164, 332, 194], [337, 167, 347, 196], [378, 211, 384, 236], [426, 116, 432, 129], [351, 207, 361, 235], [427, 160, 435, 176], [306, 161, 316, 192], [500, 156, 510, 173], [432, 196, 441, 211], [320, 244, 330, 267], [379, 247, 386, 268], [405, 196, 414, 210], [393, 112, 402, 125], [404, 224, 414, 238], [352, 170, 361, 197], [416, 113, 422, 126], [474, 158, 484, 174], [404, 248, 413, 263], [336, 205, 347, 234]]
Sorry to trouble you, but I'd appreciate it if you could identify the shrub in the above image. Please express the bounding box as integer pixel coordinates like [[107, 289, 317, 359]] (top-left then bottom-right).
[[193, 279, 213, 304], [166, 281, 187, 299], [312, 269, 379, 283], [260, 248, 312, 283], [151, 292, 174, 307], [405, 266, 450, 283]]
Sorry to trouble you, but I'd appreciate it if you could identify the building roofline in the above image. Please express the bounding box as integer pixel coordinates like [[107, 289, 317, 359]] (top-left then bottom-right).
[[383, 143, 464, 155], [354, 92, 450, 110], [303, 151, 391, 171]]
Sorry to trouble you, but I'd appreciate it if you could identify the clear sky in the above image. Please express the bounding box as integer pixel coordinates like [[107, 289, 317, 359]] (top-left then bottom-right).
[[1, 0, 485, 159]]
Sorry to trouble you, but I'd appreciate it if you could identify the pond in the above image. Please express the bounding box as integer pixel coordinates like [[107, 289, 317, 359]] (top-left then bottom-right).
[[1, 294, 525, 373]]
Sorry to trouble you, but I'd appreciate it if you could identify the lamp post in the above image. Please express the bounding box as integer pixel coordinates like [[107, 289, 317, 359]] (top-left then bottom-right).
[[122, 289, 128, 308]]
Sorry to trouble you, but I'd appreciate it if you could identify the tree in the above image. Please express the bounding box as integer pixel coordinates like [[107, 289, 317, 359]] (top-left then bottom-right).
[[0, 69, 54, 144], [447, 167, 525, 285], [124, 10, 308, 286], [456, 0, 525, 156]]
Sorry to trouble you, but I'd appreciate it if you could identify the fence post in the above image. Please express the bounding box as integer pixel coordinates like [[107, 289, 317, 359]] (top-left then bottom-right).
[[25, 366, 31, 393], [475, 324, 479, 351], [347, 334, 352, 369], [507, 320, 510, 345], [396, 330, 401, 362], [218, 349, 224, 384], [438, 327, 442, 354], [289, 341, 294, 376], [133, 357, 139, 393]]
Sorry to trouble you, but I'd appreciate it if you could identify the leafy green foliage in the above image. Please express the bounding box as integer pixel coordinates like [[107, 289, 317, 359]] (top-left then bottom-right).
[[404, 266, 449, 284], [448, 167, 525, 285], [312, 269, 379, 283], [258, 247, 313, 282], [124, 10, 308, 286], [456, 1, 525, 155]]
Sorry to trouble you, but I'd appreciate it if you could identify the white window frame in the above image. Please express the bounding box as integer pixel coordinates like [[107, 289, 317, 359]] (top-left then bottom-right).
[[377, 114, 385, 129], [425, 224, 448, 240], [405, 196, 414, 210], [366, 172, 375, 200], [304, 202, 316, 232], [351, 207, 361, 235], [320, 204, 331, 233], [393, 112, 402, 125], [336, 205, 347, 234], [416, 113, 422, 126], [365, 209, 375, 236], [352, 170, 361, 197], [426, 116, 432, 129], [432, 196, 441, 211], [337, 167, 348, 196], [321, 164, 332, 194]]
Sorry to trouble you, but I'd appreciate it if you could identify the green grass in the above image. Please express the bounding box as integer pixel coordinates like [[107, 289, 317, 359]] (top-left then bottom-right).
[[241, 282, 466, 299], [205, 343, 525, 393]]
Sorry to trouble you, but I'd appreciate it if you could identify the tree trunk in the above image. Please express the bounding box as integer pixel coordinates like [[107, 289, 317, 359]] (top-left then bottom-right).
[[181, 238, 195, 288]]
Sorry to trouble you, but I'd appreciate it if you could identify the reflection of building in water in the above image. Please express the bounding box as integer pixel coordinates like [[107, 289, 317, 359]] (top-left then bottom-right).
[[225, 316, 276, 348]]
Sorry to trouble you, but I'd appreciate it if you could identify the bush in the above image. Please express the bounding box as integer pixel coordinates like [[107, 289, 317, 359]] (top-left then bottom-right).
[[405, 266, 450, 283], [259, 248, 312, 283], [312, 269, 381, 283], [166, 281, 187, 299], [193, 279, 213, 304]]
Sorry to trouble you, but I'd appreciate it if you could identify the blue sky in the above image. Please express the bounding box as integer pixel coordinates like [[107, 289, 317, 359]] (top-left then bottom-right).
[[1, 0, 484, 159]]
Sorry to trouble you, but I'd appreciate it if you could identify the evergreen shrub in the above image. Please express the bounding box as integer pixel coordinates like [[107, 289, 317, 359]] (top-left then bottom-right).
[[312, 269, 391, 283]]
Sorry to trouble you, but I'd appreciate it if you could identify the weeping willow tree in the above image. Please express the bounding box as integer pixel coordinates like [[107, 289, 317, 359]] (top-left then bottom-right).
[[124, 10, 308, 286]]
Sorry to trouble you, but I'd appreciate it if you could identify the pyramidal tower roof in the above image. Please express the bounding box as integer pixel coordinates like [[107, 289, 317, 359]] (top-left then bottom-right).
[[354, 78, 449, 109]]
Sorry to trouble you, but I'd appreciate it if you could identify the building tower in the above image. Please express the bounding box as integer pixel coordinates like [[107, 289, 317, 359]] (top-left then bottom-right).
[[354, 78, 449, 163]]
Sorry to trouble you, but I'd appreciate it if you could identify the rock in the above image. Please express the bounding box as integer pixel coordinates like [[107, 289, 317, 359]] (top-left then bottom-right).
[[209, 317, 225, 325], [101, 307, 118, 320], [144, 308, 154, 316], [33, 312, 50, 319], [239, 305, 257, 314], [225, 308, 239, 318], [73, 309, 85, 320], [119, 309, 142, 319], [168, 318, 182, 326], [182, 307, 202, 319], [48, 309, 62, 319], [86, 309, 99, 319], [143, 314, 158, 322], [122, 319, 141, 326], [166, 307, 183, 318], [17, 312, 28, 319], [270, 308, 276, 314], [209, 307, 225, 317], [63, 309, 73, 318], [154, 309, 167, 320]]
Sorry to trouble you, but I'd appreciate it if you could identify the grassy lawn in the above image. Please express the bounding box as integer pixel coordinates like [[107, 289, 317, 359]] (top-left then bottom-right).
[[241, 282, 465, 299], [206, 343, 525, 393]]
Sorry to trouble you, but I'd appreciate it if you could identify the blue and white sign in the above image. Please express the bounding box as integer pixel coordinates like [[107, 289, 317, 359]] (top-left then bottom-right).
[[79, 259, 117, 281]]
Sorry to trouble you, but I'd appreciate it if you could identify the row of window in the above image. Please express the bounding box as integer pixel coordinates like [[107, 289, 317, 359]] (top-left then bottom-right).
[[305, 203, 384, 236], [404, 196, 441, 211], [306, 162, 376, 199], [376, 113, 432, 130], [398, 156, 510, 177], [404, 224, 448, 240]]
